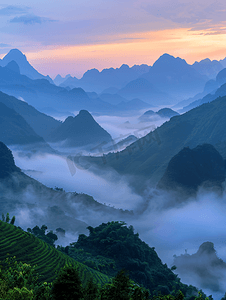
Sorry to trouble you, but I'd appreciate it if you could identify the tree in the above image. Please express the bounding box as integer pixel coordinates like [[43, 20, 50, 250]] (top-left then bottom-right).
[[51, 265, 83, 300], [83, 278, 99, 300], [0, 256, 51, 300], [101, 270, 149, 300], [6, 212, 10, 223], [10, 215, 16, 225]]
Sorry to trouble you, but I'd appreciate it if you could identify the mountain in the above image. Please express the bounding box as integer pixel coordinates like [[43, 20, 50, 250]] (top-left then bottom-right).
[[138, 108, 179, 122], [181, 81, 226, 113], [0, 142, 130, 234], [0, 64, 116, 114], [68, 221, 199, 296], [104, 135, 138, 153], [5, 60, 20, 74], [81, 95, 226, 188], [0, 49, 53, 83], [141, 53, 208, 101], [60, 64, 151, 93], [216, 68, 226, 86], [0, 221, 110, 285], [47, 110, 112, 147], [0, 91, 60, 140], [157, 144, 225, 194], [54, 74, 71, 86], [0, 142, 20, 178], [156, 108, 179, 118], [117, 77, 172, 105], [59, 75, 79, 88], [116, 98, 153, 111], [0, 102, 51, 147], [174, 242, 226, 292], [192, 58, 224, 79]]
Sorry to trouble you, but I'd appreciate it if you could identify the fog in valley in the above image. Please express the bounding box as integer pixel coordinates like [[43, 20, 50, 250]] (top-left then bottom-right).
[[8, 122, 226, 299]]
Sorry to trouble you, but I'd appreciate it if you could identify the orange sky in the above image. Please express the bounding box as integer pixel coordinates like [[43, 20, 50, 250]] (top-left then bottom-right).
[[1, 1, 226, 78], [25, 27, 226, 78]]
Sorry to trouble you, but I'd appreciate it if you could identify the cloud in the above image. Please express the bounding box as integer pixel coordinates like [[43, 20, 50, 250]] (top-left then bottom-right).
[[10, 14, 56, 25], [140, 0, 226, 30], [0, 5, 28, 16], [0, 43, 10, 48]]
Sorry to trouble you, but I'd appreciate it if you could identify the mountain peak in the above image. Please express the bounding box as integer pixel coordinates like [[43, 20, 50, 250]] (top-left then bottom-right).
[[5, 60, 20, 74], [78, 109, 92, 117], [153, 53, 187, 68], [3, 49, 27, 62], [197, 242, 216, 256]]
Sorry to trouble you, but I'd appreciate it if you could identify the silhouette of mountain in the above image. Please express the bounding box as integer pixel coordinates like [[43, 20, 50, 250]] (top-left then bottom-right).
[[0, 65, 116, 114], [156, 108, 179, 118], [0, 141, 20, 178], [118, 77, 172, 105], [192, 58, 224, 79], [60, 64, 151, 93], [47, 110, 112, 147], [59, 75, 79, 88], [0, 91, 60, 140], [116, 98, 152, 111], [141, 53, 208, 101], [216, 68, 226, 86], [157, 144, 225, 193], [0, 102, 50, 147], [0, 49, 53, 83], [181, 81, 226, 113], [5, 60, 20, 74], [139, 108, 179, 122], [54, 74, 71, 86], [174, 242, 226, 292]]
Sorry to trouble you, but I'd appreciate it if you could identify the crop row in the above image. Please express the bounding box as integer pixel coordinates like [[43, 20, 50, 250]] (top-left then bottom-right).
[[0, 221, 110, 285]]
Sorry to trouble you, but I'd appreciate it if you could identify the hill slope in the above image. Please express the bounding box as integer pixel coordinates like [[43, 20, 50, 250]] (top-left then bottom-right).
[[0, 91, 60, 139], [0, 221, 110, 285], [83, 95, 226, 187], [0, 102, 49, 147]]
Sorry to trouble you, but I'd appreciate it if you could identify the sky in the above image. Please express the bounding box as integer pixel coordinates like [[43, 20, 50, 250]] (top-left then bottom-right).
[[1, 0, 226, 78]]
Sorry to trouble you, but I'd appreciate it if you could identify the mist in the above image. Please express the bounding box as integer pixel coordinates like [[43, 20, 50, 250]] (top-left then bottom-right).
[[3, 147, 226, 298]]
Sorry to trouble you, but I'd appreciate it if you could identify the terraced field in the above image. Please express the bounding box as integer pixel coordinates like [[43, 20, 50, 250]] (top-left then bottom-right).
[[0, 221, 110, 285]]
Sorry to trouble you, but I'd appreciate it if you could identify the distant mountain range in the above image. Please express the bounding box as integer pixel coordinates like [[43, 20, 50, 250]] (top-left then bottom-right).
[[139, 108, 179, 122], [59, 64, 151, 93], [2, 48, 226, 113], [58, 54, 217, 105], [0, 51, 154, 114]]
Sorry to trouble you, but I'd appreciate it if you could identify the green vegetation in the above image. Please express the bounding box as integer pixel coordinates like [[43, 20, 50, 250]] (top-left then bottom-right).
[[0, 258, 212, 300], [0, 221, 110, 285], [27, 225, 58, 247], [85, 95, 226, 185], [63, 221, 199, 297]]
